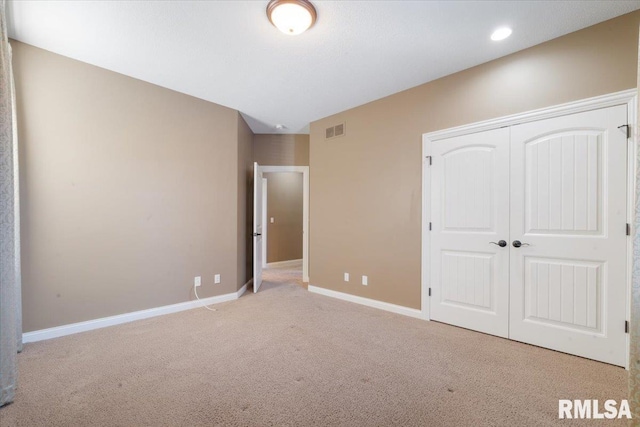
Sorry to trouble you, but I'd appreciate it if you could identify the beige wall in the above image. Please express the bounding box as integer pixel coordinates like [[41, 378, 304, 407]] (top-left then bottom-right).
[[263, 172, 303, 263], [13, 41, 250, 332], [309, 11, 640, 309], [237, 116, 254, 289], [254, 134, 309, 166]]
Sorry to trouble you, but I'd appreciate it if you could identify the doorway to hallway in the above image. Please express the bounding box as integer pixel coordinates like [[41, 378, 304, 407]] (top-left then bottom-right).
[[262, 259, 307, 290], [253, 163, 309, 293]]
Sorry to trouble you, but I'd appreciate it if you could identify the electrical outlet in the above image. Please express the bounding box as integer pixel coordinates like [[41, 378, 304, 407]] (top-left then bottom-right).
[[214, 274, 221, 284], [362, 275, 368, 286], [194, 276, 201, 287], [344, 272, 349, 282], [270, 217, 275, 223]]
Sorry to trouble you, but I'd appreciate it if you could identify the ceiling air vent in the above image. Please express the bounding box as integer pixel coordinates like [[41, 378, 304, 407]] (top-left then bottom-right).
[[325, 122, 346, 140]]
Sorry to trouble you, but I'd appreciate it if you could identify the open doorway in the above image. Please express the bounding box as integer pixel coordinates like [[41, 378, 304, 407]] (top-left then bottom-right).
[[253, 164, 309, 292]]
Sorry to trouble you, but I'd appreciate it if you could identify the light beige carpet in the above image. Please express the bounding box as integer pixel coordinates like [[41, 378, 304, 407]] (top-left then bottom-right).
[[263, 261, 306, 289], [0, 274, 628, 426]]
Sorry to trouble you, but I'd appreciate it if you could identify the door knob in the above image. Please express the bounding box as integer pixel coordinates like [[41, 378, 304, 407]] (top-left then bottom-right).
[[512, 240, 530, 248], [490, 240, 507, 247]]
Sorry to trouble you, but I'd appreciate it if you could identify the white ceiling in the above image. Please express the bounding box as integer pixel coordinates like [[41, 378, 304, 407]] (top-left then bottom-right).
[[7, 1, 640, 134]]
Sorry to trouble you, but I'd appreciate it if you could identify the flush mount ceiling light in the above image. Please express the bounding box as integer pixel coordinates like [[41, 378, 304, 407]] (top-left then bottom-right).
[[491, 27, 512, 41], [267, 0, 317, 35]]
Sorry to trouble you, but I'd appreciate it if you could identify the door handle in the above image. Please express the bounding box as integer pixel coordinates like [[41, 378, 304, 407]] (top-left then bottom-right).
[[253, 233, 262, 237], [512, 240, 530, 248], [490, 240, 507, 247]]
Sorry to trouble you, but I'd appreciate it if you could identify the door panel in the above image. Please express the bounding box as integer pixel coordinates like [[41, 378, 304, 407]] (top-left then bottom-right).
[[441, 251, 493, 311], [526, 131, 603, 235], [524, 257, 602, 331], [509, 105, 628, 366], [429, 127, 510, 337]]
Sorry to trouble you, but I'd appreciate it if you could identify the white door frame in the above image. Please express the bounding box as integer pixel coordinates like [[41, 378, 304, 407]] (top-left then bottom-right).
[[258, 165, 310, 283], [421, 89, 638, 354]]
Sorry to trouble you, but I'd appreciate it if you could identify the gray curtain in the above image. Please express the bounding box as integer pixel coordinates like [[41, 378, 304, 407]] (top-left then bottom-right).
[[0, 0, 22, 408], [630, 28, 640, 421], [631, 127, 640, 418]]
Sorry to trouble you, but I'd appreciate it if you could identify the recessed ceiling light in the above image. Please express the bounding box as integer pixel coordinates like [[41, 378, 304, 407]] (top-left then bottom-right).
[[491, 27, 512, 41], [267, 0, 317, 36], [275, 124, 285, 130]]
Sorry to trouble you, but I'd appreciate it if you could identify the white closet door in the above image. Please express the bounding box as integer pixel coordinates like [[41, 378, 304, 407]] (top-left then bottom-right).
[[429, 127, 511, 337], [509, 105, 628, 366]]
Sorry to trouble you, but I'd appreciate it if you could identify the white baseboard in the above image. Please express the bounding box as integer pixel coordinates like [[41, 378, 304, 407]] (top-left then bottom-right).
[[23, 283, 252, 344], [308, 285, 426, 320], [266, 259, 303, 268]]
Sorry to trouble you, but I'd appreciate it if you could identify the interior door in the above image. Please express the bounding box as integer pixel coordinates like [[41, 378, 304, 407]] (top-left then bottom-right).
[[509, 105, 628, 366], [429, 127, 511, 337], [253, 162, 264, 293]]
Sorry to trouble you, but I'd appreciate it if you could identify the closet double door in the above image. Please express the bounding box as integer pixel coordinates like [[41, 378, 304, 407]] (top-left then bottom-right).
[[428, 105, 628, 366]]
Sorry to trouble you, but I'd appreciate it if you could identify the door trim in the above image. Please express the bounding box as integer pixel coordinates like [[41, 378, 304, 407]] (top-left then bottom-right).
[[262, 177, 268, 268], [424, 89, 637, 141], [421, 88, 638, 356], [259, 165, 310, 283]]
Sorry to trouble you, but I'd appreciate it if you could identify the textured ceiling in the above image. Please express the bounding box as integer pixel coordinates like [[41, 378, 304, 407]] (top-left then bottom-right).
[[7, 1, 640, 134]]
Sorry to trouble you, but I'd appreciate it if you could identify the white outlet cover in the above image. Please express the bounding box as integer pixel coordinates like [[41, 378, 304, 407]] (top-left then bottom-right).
[[344, 273, 349, 282], [362, 275, 368, 286], [194, 276, 202, 287], [270, 217, 274, 223], [214, 274, 221, 284]]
